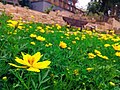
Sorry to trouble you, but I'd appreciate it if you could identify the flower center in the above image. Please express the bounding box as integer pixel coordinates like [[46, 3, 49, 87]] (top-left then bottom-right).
[[28, 58, 34, 65]]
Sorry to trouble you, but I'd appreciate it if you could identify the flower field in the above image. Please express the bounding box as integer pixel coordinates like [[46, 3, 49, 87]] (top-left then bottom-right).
[[0, 13, 120, 90]]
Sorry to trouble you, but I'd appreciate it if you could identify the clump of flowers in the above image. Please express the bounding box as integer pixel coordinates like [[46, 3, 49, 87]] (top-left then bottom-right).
[[9, 52, 51, 72], [7, 20, 23, 29], [59, 41, 67, 48], [94, 49, 109, 60]]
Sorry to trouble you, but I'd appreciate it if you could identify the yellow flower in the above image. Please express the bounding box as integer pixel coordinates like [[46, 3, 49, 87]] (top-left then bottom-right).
[[9, 52, 51, 72], [2, 76, 7, 81], [109, 81, 115, 86], [75, 37, 80, 40], [56, 24, 61, 29], [36, 36, 45, 41], [112, 44, 120, 51], [104, 44, 110, 47], [67, 47, 71, 50], [73, 32, 77, 36], [7, 20, 23, 29], [101, 55, 109, 60], [81, 35, 86, 40], [65, 33, 69, 37], [86, 68, 94, 72], [97, 54, 109, 60], [30, 42, 35, 45], [61, 36, 64, 38], [88, 53, 96, 58], [37, 26, 42, 30], [59, 41, 67, 48], [31, 15, 35, 18], [73, 69, 79, 75], [40, 29, 45, 33], [115, 52, 120, 57], [45, 43, 52, 47], [94, 50, 101, 55], [30, 34, 37, 38], [72, 41, 76, 44]]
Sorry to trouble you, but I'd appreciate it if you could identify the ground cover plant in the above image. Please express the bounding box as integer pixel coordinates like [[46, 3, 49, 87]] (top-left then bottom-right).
[[0, 13, 120, 90]]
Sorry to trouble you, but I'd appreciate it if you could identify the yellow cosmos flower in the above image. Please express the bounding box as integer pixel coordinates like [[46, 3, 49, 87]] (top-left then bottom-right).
[[109, 81, 115, 86], [115, 52, 120, 57], [88, 53, 96, 58], [65, 33, 69, 37], [75, 37, 80, 40], [101, 55, 109, 60], [9, 52, 51, 72], [30, 34, 37, 38], [37, 26, 42, 30], [86, 68, 94, 72], [97, 54, 109, 60], [2, 76, 7, 81], [40, 29, 45, 33], [104, 44, 110, 47], [56, 24, 61, 29], [30, 42, 36, 45], [73, 32, 77, 36], [73, 69, 79, 75], [81, 35, 86, 40], [94, 50, 101, 55], [112, 44, 120, 51], [61, 36, 64, 38], [36, 36, 45, 41], [45, 43, 52, 47], [67, 47, 71, 50], [72, 41, 76, 44], [59, 41, 67, 48], [31, 15, 35, 18]]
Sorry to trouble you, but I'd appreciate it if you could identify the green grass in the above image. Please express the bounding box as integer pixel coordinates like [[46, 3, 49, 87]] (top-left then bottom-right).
[[0, 13, 120, 90]]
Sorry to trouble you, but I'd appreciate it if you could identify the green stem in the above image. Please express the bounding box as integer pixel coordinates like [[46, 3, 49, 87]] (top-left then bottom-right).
[[10, 70, 29, 90], [27, 72, 32, 88]]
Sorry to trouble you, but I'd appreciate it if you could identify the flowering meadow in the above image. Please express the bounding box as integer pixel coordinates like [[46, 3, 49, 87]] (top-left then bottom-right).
[[0, 13, 120, 90]]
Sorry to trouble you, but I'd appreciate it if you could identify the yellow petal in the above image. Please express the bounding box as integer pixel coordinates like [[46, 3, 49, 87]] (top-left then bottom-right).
[[15, 57, 31, 66], [15, 57, 25, 64], [27, 67, 40, 72], [21, 53, 31, 66], [33, 60, 51, 69], [32, 52, 43, 64], [9, 63, 27, 68]]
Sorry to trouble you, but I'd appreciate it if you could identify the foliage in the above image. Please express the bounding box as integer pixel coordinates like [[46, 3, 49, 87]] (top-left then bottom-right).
[[0, 13, 120, 90], [87, 0, 120, 18]]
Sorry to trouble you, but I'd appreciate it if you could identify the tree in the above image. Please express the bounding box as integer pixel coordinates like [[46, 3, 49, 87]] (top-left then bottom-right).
[[87, 0, 120, 18]]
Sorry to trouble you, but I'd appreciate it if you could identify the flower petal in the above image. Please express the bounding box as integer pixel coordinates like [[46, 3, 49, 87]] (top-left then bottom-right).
[[15, 57, 25, 64], [9, 63, 27, 68], [27, 67, 40, 72], [21, 53, 31, 66], [32, 52, 43, 64], [33, 60, 51, 69]]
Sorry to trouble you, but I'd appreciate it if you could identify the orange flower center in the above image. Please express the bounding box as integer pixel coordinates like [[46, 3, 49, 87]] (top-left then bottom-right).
[[28, 58, 34, 65]]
